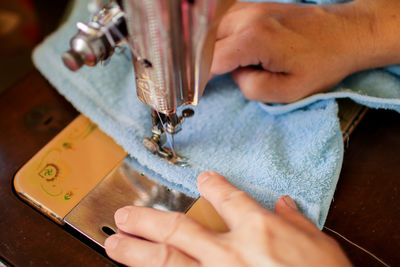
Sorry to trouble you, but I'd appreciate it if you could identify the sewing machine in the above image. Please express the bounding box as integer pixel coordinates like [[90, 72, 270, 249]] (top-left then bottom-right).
[[13, 0, 367, 251], [61, 0, 235, 165]]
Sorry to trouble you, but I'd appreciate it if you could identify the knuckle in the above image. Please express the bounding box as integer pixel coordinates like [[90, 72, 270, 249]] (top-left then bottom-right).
[[172, 212, 187, 226], [247, 211, 273, 234], [249, 211, 267, 226], [162, 213, 186, 243], [220, 190, 248, 207], [158, 244, 174, 267], [219, 190, 252, 212]]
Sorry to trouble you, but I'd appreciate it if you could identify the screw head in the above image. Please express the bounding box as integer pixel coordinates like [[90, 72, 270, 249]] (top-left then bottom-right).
[[182, 108, 194, 118], [142, 137, 159, 154], [62, 50, 84, 71]]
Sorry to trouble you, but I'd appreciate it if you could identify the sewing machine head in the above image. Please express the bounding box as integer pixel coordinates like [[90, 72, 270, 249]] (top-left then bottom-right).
[[62, 0, 233, 165]]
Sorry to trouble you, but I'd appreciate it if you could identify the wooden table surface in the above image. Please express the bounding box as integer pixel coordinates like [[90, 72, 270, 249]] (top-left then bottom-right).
[[1, 2, 399, 267]]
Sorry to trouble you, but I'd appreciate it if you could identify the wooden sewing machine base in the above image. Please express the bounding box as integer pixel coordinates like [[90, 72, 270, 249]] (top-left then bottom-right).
[[14, 115, 228, 248]]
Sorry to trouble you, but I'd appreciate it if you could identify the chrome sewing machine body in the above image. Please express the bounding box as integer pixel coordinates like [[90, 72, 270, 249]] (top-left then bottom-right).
[[62, 0, 233, 165]]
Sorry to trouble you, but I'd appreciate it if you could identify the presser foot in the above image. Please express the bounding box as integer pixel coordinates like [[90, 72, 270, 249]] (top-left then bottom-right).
[[143, 110, 193, 167], [143, 136, 188, 167]]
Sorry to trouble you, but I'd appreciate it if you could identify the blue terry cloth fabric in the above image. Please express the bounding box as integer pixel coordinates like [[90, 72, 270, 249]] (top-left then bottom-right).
[[33, 0, 400, 229]]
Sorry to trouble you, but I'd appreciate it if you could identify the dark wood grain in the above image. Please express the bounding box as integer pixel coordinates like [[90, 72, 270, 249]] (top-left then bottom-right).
[[324, 109, 400, 267]]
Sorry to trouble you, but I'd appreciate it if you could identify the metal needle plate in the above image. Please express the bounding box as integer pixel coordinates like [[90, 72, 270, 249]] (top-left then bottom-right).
[[64, 160, 196, 247]]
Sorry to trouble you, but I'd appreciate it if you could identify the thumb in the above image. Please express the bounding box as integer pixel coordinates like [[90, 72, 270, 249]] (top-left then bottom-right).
[[232, 67, 302, 103], [274, 196, 319, 233]]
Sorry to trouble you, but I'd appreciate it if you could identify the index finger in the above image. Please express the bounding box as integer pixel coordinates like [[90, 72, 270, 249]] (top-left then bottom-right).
[[113, 206, 219, 259]]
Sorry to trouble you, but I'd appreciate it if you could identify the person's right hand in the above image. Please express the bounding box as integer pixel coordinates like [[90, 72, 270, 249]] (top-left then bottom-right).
[[211, 0, 400, 103]]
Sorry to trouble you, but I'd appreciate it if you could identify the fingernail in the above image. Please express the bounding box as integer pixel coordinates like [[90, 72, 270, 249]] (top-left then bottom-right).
[[115, 207, 129, 224], [104, 235, 119, 250], [283, 196, 298, 210]]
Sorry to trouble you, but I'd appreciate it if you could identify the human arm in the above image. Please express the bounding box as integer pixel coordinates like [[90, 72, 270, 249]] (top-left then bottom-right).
[[104, 171, 351, 267], [211, 0, 400, 103]]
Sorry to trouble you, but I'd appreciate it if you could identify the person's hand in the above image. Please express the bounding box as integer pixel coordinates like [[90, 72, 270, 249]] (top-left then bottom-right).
[[211, 0, 400, 103], [104, 171, 351, 267]]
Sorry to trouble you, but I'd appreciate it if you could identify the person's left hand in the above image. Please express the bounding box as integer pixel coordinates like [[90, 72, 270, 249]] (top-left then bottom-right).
[[104, 171, 350, 267], [105, 172, 350, 267]]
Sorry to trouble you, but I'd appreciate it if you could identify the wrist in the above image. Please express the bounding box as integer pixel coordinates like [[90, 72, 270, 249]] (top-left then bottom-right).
[[355, 0, 400, 68], [325, 0, 400, 73]]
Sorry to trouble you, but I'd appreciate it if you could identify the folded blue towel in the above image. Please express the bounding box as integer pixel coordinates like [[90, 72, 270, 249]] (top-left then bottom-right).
[[33, 0, 400, 229]]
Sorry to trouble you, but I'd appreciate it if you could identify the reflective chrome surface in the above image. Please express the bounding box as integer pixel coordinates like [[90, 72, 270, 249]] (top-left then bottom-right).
[[64, 160, 196, 247], [62, 1, 126, 71], [123, 0, 233, 114]]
